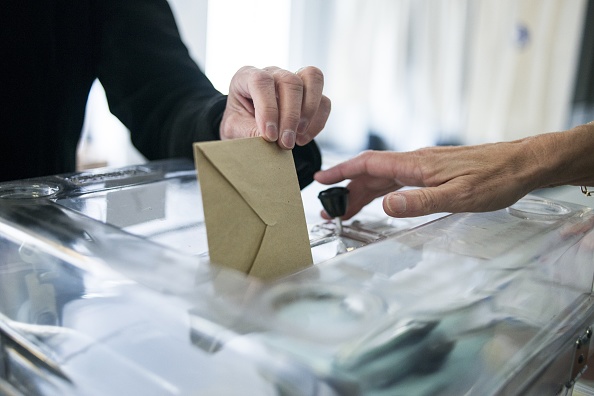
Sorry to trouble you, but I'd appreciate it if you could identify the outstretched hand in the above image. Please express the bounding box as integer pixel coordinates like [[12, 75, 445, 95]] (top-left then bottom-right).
[[220, 66, 331, 149], [314, 139, 547, 219]]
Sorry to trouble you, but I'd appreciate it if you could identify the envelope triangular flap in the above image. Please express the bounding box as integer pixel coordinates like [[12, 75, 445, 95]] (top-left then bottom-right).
[[196, 138, 302, 225], [194, 143, 265, 273], [249, 224, 311, 279]]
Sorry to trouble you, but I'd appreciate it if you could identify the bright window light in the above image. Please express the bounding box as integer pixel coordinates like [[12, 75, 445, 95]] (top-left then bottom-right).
[[205, 0, 291, 93]]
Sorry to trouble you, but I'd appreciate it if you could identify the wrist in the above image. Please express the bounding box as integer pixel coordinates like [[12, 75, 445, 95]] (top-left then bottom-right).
[[517, 133, 563, 190], [527, 123, 594, 189], [209, 95, 227, 140]]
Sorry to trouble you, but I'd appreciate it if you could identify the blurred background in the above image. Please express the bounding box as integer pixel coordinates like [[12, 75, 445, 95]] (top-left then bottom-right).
[[77, 0, 594, 170]]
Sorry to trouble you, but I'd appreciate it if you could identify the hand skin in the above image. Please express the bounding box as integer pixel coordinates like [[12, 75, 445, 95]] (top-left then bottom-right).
[[220, 66, 331, 150], [314, 122, 594, 219]]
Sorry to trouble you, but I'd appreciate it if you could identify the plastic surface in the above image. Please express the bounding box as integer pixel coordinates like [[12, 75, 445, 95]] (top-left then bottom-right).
[[0, 159, 593, 395]]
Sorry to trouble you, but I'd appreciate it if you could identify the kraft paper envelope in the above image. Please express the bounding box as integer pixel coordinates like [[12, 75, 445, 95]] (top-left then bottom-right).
[[193, 137, 313, 281]]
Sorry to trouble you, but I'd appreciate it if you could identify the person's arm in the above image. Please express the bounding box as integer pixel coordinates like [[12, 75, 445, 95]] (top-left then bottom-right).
[[94, 0, 329, 188], [94, 0, 226, 160], [536, 122, 594, 188], [314, 122, 594, 219]]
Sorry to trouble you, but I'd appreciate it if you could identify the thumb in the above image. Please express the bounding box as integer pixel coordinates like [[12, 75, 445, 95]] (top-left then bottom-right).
[[383, 187, 449, 218]]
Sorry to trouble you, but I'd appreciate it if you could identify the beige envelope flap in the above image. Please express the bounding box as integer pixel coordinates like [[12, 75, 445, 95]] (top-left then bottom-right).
[[194, 137, 312, 280]]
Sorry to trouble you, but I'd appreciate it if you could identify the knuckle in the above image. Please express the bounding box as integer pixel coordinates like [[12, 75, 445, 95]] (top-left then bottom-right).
[[238, 65, 256, 73], [268, 68, 302, 86], [320, 95, 331, 113], [248, 69, 275, 88], [280, 73, 304, 90], [284, 113, 301, 127], [298, 66, 324, 84], [261, 104, 279, 115], [410, 154, 432, 185], [232, 66, 256, 83], [263, 66, 281, 73], [359, 150, 376, 173], [417, 189, 438, 212], [455, 183, 475, 204], [357, 150, 374, 164]]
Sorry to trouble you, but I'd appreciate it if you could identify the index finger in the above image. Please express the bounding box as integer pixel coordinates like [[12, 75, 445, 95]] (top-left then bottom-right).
[[230, 66, 280, 142], [264, 66, 304, 149], [295, 66, 324, 141], [315, 151, 414, 184]]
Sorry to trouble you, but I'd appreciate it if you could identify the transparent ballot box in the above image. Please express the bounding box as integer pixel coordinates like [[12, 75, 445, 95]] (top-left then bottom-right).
[[0, 159, 593, 395]]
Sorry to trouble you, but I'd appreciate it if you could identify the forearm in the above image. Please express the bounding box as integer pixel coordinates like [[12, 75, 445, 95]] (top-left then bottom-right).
[[156, 93, 227, 159], [96, 0, 225, 160], [524, 122, 594, 189]]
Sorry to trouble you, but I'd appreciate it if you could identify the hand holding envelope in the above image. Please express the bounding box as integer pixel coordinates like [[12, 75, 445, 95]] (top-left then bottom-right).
[[193, 137, 313, 281]]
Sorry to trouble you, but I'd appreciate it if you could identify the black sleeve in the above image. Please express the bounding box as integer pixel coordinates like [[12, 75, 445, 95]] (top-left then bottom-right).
[[93, 0, 321, 188], [94, 0, 223, 160]]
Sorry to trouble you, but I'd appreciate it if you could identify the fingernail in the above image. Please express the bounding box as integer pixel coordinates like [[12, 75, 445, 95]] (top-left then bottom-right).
[[281, 130, 295, 148], [266, 122, 278, 140], [297, 119, 308, 135], [386, 193, 406, 214]]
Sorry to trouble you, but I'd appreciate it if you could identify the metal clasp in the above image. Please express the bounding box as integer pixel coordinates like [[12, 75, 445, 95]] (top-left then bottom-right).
[[566, 327, 592, 388]]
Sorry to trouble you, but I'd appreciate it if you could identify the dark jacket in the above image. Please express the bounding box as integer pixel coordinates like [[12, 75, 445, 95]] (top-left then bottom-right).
[[0, 0, 320, 187]]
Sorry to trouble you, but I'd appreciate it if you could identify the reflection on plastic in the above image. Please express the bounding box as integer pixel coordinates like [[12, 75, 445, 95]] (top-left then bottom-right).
[[0, 160, 593, 395]]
